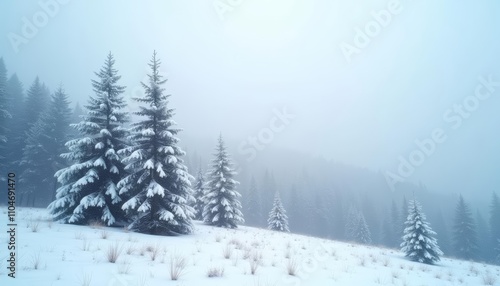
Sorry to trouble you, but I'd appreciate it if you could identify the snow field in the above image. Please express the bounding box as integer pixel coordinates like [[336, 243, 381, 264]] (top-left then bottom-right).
[[1, 207, 499, 286]]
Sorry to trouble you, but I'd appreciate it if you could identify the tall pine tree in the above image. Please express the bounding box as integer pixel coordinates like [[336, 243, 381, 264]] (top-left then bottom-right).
[[118, 51, 194, 235], [453, 195, 478, 260], [401, 199, 442, 264], [202, 135, 244, 228], [268, 192, 289, 232], [48, 53, 128, 226], [192, 166, 206, 220], [245, 176, 262, 226], [4, 74, 24, 169], [0, 58, 10, 171], [21, 87, 72, 206]]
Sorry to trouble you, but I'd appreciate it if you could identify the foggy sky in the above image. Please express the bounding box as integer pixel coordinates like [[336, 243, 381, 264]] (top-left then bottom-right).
[[1, 0, 500, 198]]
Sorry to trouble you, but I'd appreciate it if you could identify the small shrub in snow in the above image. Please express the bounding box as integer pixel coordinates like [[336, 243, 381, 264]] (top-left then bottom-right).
[[29, 221, 40, 232], [100, 230, 109, 239], [82, 239, 91, 251], [287, 258, 298, 276], [106, 243, 122, 263], [148, 244, 161, 261], [79, 273, 92, 286], [207, 266, 225, 278], [223, 244, 232, 259], [170, 254, 187, 281], [30, 252, 42, 270]]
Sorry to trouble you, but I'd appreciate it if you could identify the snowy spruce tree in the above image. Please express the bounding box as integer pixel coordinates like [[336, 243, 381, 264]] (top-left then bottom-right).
[[118, 51, 195, 235], [345, 205, 371, 244], [268, 192, 289, 232], [48, 53, 129, 226], [192, 167, 206, 220], [21, 87, 72, 206], [355, 212, 372, 244], [401, 200, 443, 264], [453, 195, 478, 260], [4, 74, 24, 169], [202, 135, 244, 228], [245, 176, 262, 226], [345, 205, 359, 240]]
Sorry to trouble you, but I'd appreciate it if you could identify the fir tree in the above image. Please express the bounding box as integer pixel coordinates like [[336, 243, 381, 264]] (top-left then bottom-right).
[[453, 195, 478, 260], [23, 77, 49, 131], [118, 51, 194, 235], [245, 176, 262, 226], [345, 205, 359, 241], [268, 192, 289, 232], [202, 135, 244, 228], [401, 200, 443, 264], [490, 193, 500, 261], [476, 210, 490, 262], [48, 53, 129, 226], [21, 87, 72, 206], [355, 212, 372, 244], [382, 201, 400, 247], [4, 74, 24, 169], [192, 167, 205, 220], [0, 58, 10, 169]]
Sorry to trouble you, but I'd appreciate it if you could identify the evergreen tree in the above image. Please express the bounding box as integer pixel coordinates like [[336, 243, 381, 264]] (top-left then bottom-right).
[[48, 53, 129, 226], [345, 205, 359, 241], [354, 212, 372, 244], [245, 176, 262, 226], [453, 195, 478, 260], [382, 201, 400, 247], [401, 200, 443, 264], [4, 74, 24, 168], [118, 51, 194, 235], [21, 87, 72, 206], [0, 58, 10, 170], [260, 170, 276, 224], [433, 210, 452, 256], [476, 210, 490, 262], [23, 77, 49, 131], [268, 192, 289, 232], [202, 134, 244, 228], [192, 167, 205, 220], [400, 196, 408, 237], [68, 102, 85, 138], [490, 193, 500, 261]]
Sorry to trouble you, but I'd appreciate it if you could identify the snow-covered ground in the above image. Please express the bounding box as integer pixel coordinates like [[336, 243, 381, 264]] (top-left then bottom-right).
[[1, 207, 499, 286]]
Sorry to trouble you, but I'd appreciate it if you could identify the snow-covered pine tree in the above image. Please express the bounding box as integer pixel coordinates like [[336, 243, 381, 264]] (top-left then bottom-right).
[[48, 53, 129, 226], [21, 87, 72, 206], [401, 199, 443, 264], [268, 192, 289, 232], [202, 135, 244, 228], [192, 167, 206, 220], [453, 195, 478, 260], [118, 51, 194, 235], [345, 205, 359, 241], [245, 176, 262, 226], [0, 58, 10, 170], [354, 212, 372, 244]]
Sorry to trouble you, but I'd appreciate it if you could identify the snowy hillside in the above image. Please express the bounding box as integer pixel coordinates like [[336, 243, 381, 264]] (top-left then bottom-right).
[[1, 207, 499, 286]]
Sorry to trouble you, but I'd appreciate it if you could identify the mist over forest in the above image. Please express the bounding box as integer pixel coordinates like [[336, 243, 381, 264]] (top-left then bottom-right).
[[1, 0, 500, 265]]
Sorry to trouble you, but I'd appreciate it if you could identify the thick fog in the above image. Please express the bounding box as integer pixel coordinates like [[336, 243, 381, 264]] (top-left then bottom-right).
[[2, 0, 500, 204]]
